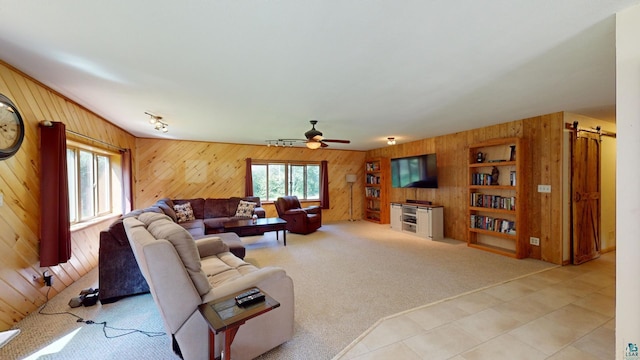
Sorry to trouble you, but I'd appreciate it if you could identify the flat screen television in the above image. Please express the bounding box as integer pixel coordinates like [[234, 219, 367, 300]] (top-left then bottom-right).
[[391, 154, 438, 188]]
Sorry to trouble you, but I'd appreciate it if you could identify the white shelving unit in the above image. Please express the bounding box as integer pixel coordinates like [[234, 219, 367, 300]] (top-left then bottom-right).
[[390, 203, 402, 230], [390, 203, 443, 240]]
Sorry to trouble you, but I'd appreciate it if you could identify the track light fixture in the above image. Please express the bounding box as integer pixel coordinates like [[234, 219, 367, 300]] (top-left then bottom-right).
[[265, 139, 297, 147], [145, 111, 169, 133]]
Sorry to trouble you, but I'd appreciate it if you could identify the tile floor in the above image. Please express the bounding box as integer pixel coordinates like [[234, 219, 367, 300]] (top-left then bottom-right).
[[336, 251, 616, 360]]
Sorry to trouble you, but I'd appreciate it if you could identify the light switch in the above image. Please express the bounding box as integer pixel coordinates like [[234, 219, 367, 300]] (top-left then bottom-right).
[[537, 185, 551, 193], [0, 194, 3, 207]]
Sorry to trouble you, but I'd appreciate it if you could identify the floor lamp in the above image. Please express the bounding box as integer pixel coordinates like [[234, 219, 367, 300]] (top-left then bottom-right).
[[346, 174, 358, 221]]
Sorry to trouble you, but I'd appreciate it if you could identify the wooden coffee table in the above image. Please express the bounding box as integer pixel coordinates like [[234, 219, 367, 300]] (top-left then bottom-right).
[[224, 217, 288, 245]]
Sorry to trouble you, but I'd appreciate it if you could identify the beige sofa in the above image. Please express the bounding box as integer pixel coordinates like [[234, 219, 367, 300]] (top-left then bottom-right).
[[99, 196, 264, 303], [124, 212, 294, 360]]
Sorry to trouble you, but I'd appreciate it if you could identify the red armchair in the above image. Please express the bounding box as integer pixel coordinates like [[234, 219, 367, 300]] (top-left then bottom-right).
[[275, 196, 322, 235]]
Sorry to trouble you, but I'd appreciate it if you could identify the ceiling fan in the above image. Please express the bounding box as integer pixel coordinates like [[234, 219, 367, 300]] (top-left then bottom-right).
[[303, 120, 351, 149]]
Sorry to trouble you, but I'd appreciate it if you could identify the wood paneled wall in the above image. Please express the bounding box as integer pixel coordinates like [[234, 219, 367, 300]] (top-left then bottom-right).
[[0, 61, 135, 331], [0, 57, 607, 331], [134, 138, 366, 222], [366, 113, 566, 264]]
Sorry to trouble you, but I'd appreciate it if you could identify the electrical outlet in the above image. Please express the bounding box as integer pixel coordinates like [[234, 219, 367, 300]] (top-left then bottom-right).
[[0, 194, 3, 206], [537, 185, 551, 193], [43, 271, 53, 286], [530, 237, 540, 246]]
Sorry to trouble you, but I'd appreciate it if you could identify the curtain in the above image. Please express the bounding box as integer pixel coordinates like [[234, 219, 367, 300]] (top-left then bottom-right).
[[320, 160, 329, 209], [245, 158, 253, 196], [121, 149, 133, 214], [39, 121, 71, 267]]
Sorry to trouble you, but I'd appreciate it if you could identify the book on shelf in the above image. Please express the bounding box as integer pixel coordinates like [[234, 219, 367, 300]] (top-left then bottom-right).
[[367, 199, 380, 211], [366, 162, 380, 171], [472, 172, 497, 186], [470, 193, 516, 211], [470, 214, 516, 234], [366, 187, 381, 198], [366, 174, 381, 184], [473, 171, 517, 187]]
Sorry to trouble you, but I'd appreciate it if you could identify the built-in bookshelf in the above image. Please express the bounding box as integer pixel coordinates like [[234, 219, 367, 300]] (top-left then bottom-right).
[[364, 157, 390, 224], [468, 137, 526, 258]]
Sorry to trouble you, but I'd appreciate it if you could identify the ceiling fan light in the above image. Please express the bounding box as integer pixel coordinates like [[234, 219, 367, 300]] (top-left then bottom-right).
[[306, 141, 322, 149]]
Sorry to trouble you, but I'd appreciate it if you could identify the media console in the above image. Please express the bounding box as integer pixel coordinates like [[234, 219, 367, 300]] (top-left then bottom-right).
[[390, 203, 444, 240]]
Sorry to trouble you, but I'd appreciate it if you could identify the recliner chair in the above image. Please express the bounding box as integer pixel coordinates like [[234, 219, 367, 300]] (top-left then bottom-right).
[[275, 196, 322, 234], [124, 212, 294, 360]]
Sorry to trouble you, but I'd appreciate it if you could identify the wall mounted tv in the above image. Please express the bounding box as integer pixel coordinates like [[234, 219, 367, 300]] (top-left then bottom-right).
[[391, 154, 438, 188]]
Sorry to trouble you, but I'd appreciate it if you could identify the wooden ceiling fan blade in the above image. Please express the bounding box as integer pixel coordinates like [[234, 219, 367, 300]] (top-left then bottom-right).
[[301, 121, 350, 147]]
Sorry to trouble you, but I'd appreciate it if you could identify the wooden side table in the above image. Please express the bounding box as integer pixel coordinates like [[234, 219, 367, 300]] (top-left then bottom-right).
[[198, 288, 280, 360]]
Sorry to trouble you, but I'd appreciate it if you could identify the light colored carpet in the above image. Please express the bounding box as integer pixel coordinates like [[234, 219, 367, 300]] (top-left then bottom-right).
[[0, 266, 174, 360], [1, 221, 554, 359], [249, 221, 554, 360]]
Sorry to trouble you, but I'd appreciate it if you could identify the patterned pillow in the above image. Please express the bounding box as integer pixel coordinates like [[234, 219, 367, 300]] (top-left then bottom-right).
[[235, 200, 256, 217], [173, 202, 195, 223]]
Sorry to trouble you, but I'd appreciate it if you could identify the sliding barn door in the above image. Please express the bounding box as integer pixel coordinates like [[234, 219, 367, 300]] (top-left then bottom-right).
[[570, 131, 601, 265]]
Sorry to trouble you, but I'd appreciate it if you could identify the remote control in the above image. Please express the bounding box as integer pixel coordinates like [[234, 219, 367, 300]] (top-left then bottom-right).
[[235, 288, 260, 301], [236, 292, 266, 307]]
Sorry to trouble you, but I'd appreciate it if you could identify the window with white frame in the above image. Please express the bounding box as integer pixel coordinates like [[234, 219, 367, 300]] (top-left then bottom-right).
[[67, 142, 121, 224], [251, 161, 320, 202]]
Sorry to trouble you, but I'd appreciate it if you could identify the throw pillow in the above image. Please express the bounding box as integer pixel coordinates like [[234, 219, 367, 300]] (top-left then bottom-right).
[[174, 202, 196, 223], [235, 200, 256, 218]]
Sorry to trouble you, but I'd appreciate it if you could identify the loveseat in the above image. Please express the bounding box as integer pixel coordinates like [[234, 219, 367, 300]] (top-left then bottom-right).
[[98, 196, 265, 303], [125, 212, 294, 360]]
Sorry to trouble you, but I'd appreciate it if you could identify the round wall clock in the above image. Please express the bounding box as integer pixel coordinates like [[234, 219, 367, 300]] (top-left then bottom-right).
[[0, 94, 25, 160]]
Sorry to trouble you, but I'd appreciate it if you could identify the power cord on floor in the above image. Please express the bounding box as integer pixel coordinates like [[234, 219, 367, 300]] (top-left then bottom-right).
[[38, 286, 165, 339]]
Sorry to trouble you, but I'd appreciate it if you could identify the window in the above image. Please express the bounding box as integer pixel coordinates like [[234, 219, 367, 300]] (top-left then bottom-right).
[[67, 143, 120, 224], [251, 161, 320, 201]]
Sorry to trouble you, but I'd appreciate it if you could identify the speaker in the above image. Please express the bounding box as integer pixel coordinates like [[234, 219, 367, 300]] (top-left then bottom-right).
[[68, 288, 100, 308]]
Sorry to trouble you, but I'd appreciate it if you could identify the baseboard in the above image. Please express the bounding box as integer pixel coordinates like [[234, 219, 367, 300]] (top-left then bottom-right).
[[0, 329, 20, 349]]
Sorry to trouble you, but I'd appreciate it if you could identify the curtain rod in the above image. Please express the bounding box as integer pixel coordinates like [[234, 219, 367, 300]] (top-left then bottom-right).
[[39, 121, 127, 152], [564, 122, 617, 138], [65, 129, 127, 152]]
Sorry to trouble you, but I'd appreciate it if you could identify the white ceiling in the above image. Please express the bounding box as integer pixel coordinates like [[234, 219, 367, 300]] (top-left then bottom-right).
[[0, 1, 637, 151]]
